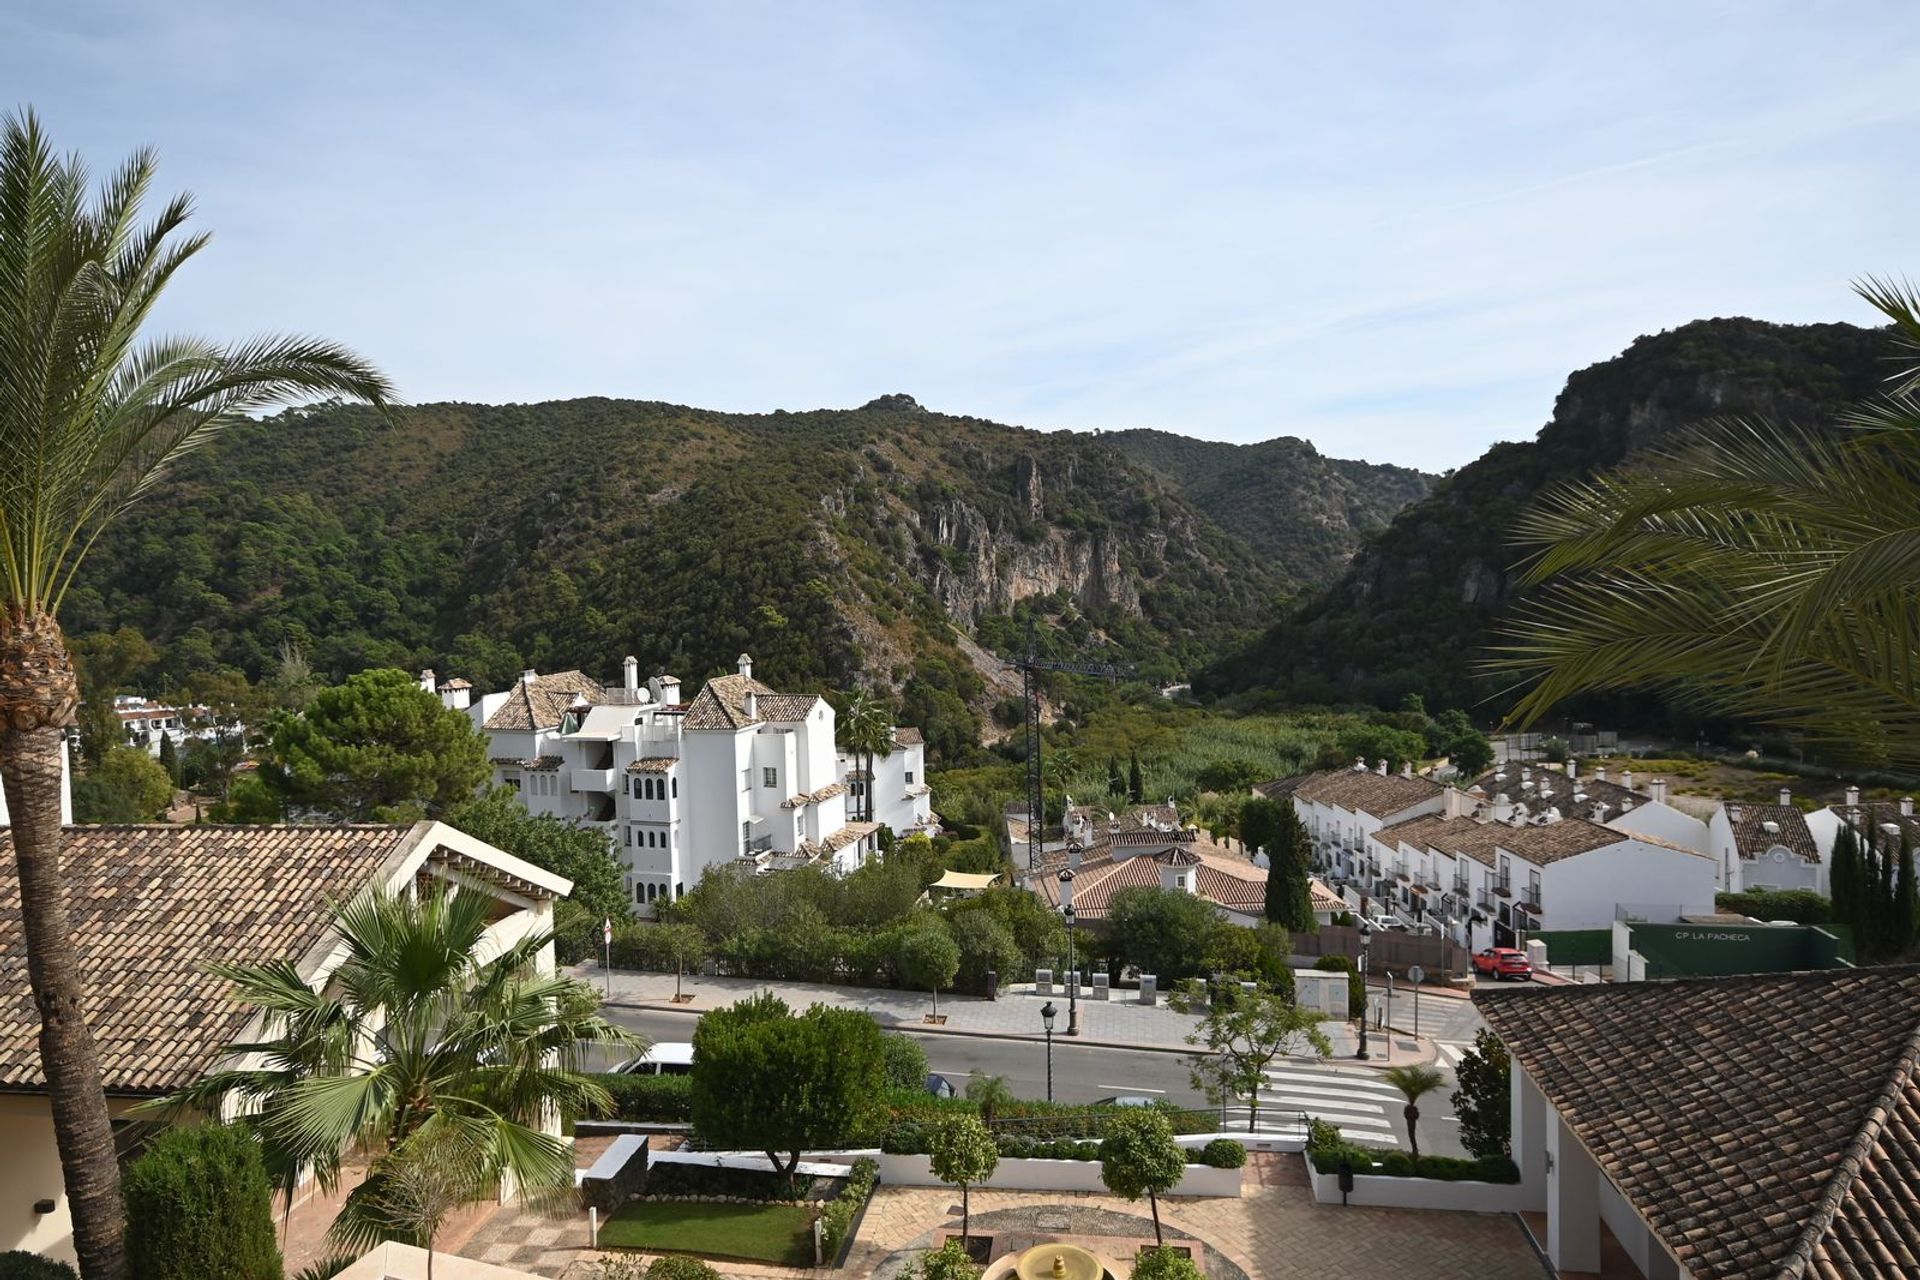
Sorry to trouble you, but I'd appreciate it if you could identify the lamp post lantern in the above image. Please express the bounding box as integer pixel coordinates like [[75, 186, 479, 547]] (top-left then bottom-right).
[[1040, 1001, 1057, 1102], [1356, 921, 1372, 1061]]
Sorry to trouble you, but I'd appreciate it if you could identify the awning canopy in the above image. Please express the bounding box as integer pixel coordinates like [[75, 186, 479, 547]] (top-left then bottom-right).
[[929, 869, 1003, 892]]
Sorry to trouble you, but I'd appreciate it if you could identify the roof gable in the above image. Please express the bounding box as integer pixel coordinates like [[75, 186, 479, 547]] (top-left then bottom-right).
[[1477, 967, 1920, 1279], [1292, 769, 1445, 819], [481, 671, 605, 731]]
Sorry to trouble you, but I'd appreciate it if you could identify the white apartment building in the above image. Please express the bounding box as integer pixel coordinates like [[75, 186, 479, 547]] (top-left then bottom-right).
[[451, 656, 932, 913], [1367, 789, 1717, 948], [112, 693, 241, 758], [1710, 787, 1826, 896], [1467, 762, 1711, 856], [1280, 760, 1448, 884]]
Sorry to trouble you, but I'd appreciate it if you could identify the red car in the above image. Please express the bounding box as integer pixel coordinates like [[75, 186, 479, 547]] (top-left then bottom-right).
[[1473, 947, 1532, 982]]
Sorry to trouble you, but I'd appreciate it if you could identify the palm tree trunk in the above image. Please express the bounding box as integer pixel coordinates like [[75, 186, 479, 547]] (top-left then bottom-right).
[[1405, 1104, 1420, 1160], [1, 687, 126, 1280]]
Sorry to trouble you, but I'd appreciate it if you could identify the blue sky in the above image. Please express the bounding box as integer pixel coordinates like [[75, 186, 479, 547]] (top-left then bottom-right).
[[5, 2, 1917, 470]]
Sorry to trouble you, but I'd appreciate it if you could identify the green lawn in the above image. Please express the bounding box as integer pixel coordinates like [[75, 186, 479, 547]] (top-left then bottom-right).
[[599, 1200, 816, 1266]]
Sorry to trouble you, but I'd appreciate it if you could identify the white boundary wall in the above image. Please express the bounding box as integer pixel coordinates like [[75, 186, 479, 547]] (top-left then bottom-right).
[[1308, 1164, 1523, 1212], [868, 1153, 1241, 1198]]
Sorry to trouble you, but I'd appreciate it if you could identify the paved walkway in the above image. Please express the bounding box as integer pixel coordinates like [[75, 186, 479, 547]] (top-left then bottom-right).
[[460, 1166, 1547, 1279], [585, 968, 1437, 1066]]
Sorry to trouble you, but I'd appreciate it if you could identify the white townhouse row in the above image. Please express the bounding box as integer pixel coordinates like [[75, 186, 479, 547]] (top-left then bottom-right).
[[1278, 760, 1716, 946], [438, 655, 934, 913]]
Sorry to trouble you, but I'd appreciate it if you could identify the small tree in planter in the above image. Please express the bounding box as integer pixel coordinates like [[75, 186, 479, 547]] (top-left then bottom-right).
[[654, 922, 709, 1003], [1168, 981, 1330, 1134], [927, 1114, 999, 1257], [1131, 1245, 1203, 1280], [1098, 1110, 1186, 1246], [914, 1239, 982, 1280], [1382, 1065, 1447, 1161]]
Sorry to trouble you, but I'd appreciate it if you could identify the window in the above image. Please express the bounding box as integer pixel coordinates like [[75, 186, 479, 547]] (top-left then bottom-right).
[[505, 775, 521, 792], [1528, 870, 1542, 905], [905, 771, 915, 784], [623, 827, 631, 847], [763, 767, 778, 788], [675, 882, 684, 898], [671, 777, 677, 798]]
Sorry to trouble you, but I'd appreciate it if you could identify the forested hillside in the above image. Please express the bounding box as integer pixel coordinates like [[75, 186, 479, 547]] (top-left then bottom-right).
[[1198, 318, 1891, 714], [1104, 430, 1432, 582], [65, 394, 1423, 746]]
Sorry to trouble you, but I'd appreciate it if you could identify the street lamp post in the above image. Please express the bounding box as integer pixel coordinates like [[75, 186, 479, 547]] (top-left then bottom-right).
[[1059, 869, 1081, 1037], [1040, 1001, 1057, 1102], [1356, 922, 1372, 1061]]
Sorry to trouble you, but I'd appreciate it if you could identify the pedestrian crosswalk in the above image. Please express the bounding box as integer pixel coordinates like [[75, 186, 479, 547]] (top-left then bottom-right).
[[1248, 1068, 1405, 1148]]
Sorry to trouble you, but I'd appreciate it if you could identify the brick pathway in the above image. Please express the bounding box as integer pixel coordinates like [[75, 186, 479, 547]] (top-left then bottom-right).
[[459, 1162, 1547, 1280]]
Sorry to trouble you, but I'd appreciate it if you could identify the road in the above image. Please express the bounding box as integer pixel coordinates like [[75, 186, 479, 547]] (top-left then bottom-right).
[[600, 1004, 1471, 1157]]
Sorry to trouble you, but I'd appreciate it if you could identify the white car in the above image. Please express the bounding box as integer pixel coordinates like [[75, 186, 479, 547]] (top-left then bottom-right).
[[1363, 914, 1406, 932], [611, 1041, 695, 1076]]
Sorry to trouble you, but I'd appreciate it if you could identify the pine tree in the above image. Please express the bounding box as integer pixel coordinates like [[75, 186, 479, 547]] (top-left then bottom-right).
[[1128, 752, 1144, 803], [1107, 756, 1125, 798]]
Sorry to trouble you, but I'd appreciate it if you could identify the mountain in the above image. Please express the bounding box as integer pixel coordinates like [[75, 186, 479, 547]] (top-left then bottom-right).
[[1102, 431, 1433, 584], [64, 394, 1427, 747], [1197, 318, 1892, 714]]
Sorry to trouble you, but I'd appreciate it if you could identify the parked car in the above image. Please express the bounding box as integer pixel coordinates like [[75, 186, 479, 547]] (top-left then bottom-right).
[[1472, 947, 1533, 981], [611, 1041, 695, 1075], [1363, 914, 1406, 932], [1095, 1094, 1161, 1108]]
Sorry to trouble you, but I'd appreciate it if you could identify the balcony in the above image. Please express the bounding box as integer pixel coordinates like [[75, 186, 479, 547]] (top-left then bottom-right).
[[571, 767, 616, 793], [743, 834, 774, 855]]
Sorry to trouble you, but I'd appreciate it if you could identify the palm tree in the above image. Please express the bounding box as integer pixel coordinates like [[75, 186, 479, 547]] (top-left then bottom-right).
[[838, 688, 894, 824], [1488, 278, 1920, 768], [1383, 1065, 1446, 1160], [155, 887, 635, 1245], [0, 110, 394, 1278]]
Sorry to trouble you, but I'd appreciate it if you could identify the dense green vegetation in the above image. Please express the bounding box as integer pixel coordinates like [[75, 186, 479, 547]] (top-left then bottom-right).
[[1199, 319, 1892, 723], [599, 1201, 816, 1266], [121, 1124, 281, 1280], [60, 396, 1426, 752]]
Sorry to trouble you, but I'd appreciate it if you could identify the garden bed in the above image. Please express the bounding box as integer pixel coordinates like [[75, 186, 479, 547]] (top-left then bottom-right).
[[598, 1200, 817, 1266]]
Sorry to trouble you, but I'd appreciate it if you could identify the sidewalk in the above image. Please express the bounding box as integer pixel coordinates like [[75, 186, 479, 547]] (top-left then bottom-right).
[[580, 967, 1437, 1067]]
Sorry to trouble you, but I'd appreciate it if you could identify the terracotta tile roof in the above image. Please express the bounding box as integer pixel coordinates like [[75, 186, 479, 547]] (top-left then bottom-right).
[[482, 671, 605, 731], [1726, 803, 1820, 862], [797, 822, 880, 857], [680, 674, 806, 730], [440, 678, 473, 690], [1477, 968, 1920, 1280], [1252, 776, 1306, 800], [0, 824, 418, 1095], [1291, 769, 1445, 820], [905, 783, 931, 798], [1029, 837, 1265, 918], [893, 727, 924, 748], [1309, 879, 1345, 913], [1468, 767, 1642, 817], [624, 756, 677, 774], [810, 781, 846, 802], [845, 769, 873, 782], [1373, 811, 1703, 867], [522, 756, 562, 771]]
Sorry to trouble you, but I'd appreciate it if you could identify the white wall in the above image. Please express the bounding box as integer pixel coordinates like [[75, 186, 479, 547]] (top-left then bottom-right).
[[0, 1093, 143, 1262], [873, 1152, 1241, 1198], [1606, 801, 1710, 855], [1307, 1163, 1523, 1212], [1538, 838, 1716, 931]]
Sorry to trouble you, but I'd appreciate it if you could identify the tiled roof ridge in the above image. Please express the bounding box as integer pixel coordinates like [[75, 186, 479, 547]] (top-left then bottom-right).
[[1780, 1009, 1920, 1278], [1480, 962, 1920, 1009]]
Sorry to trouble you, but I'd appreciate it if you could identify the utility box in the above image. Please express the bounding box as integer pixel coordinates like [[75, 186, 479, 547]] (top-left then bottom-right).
[[1526, 938, 1550, 971], [1139, 975, 1157, 1005], [1293, 968, 1349, 1019], [1091, 972, 1110, 1001], [1036, 968, 1053, 995]]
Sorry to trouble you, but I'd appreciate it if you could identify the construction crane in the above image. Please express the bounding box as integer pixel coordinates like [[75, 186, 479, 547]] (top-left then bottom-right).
[[1004, 623, 1133, 870]]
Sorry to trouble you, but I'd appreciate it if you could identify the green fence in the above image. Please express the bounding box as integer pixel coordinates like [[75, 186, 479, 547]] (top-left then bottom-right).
[[1628, 921, 1853, 979], [1531, 929, 1612, 966]]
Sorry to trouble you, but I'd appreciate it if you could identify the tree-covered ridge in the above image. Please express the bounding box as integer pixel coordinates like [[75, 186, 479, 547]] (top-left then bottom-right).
[[1103, 429, 1433, 582], [1198, 318, 1893, 714], [62, 393, 1426, 706]]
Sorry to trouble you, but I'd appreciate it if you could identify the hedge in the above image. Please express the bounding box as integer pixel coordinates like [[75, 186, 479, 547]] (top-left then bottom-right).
[[0, 1255, 77, 1280], [1198, 1139, 1246, 1169], [123, 1124, 281, 1280], [644, 1161, 814, 1201], [594, 1072, 695, 1122], [1307, 1144, 1518, 1183], [647, 1259, 724, 1280], [818, 1156, 880, 1260]]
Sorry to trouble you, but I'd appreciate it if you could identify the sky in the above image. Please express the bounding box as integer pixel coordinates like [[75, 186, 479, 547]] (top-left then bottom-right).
[[4, 2, 1917, 471]]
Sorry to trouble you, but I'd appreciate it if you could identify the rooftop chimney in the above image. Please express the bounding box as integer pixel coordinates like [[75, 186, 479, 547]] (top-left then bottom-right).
[[1904, 797, 1915, 819], [419, 668, 436, 694], [1728, 803, 1743, 825], [737, 653, 753, 680], [623, 655, 639, 693], [1353, 756, 1368, 772], [1845, 785, 1861, 808], [1595, 766, 1608, 784], [1400, 761, 1413, 779], [745, 689, 758, 720], [1623, 770, 1635, 793], [1375, 758, 1388, 776], [1443, 787, 1466, 819], [1782, 786, 1796, 807], [1567, 759, 1579, 781], [521, 668, 538, 686], [1649, 777, 1668, 805]]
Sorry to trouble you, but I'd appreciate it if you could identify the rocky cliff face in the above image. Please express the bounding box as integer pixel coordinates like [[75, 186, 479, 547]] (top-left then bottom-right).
[[921, 492, 1141, 620], [1200, 317, 1893, 710]]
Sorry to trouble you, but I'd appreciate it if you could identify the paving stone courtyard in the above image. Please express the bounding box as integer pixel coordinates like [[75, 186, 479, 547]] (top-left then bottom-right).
[[453, 1154, 1549, 1280]]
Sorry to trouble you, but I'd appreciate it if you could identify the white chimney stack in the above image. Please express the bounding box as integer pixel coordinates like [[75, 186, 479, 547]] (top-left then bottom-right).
[[1728, 803, 1744, 825], [419, 668, 436, 694], [737, 653, 754, 680], [1649, 778, 1668, 805], [1400, 761, 1413, 779], [1567, 759, 1579, 781], [1595, 766, 1608, 784], [745, 689, 758, 720], [1623, 770, 1635, 793], [1904, 797, 1915, 819], [1845, 785, 1860, 808], [1375, 758, 1388, 776], [623, 655, 639, 693]]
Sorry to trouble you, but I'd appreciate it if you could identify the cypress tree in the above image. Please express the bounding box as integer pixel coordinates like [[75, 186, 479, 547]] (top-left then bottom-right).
[[1831, 822, 1859, 930], [1128, 752, 1144, 803], [1898, 833, 1918, 957], [1263, 801, 1318, 932], [1107, 756, 1125, 798], [157, 733, 180, 788]]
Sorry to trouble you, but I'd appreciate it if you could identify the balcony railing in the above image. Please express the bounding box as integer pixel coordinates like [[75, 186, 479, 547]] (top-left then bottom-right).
[[571, 767, 616, 793], [743, 834, 775, 855]]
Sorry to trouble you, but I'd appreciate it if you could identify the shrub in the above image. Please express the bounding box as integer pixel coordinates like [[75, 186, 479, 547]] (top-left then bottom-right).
[[1306, 1145, 1519, 1183], [1304, 1118, 1344, 1152], [912, 1240, 981, 1280], [647, 1259, 724, 1280], [594, 1072, 695, 1121], [0, 1255, 78, 1280], [642, 1160, 798, 1201], [881, 1033, 930, 1091], [1199, 1139, 1246, 1169], [1715, 888, 1831, 925], [1131, 1246, 1203, 1280], [123, 1123, 281, 1280], [818, 1156, 880, 1260]]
